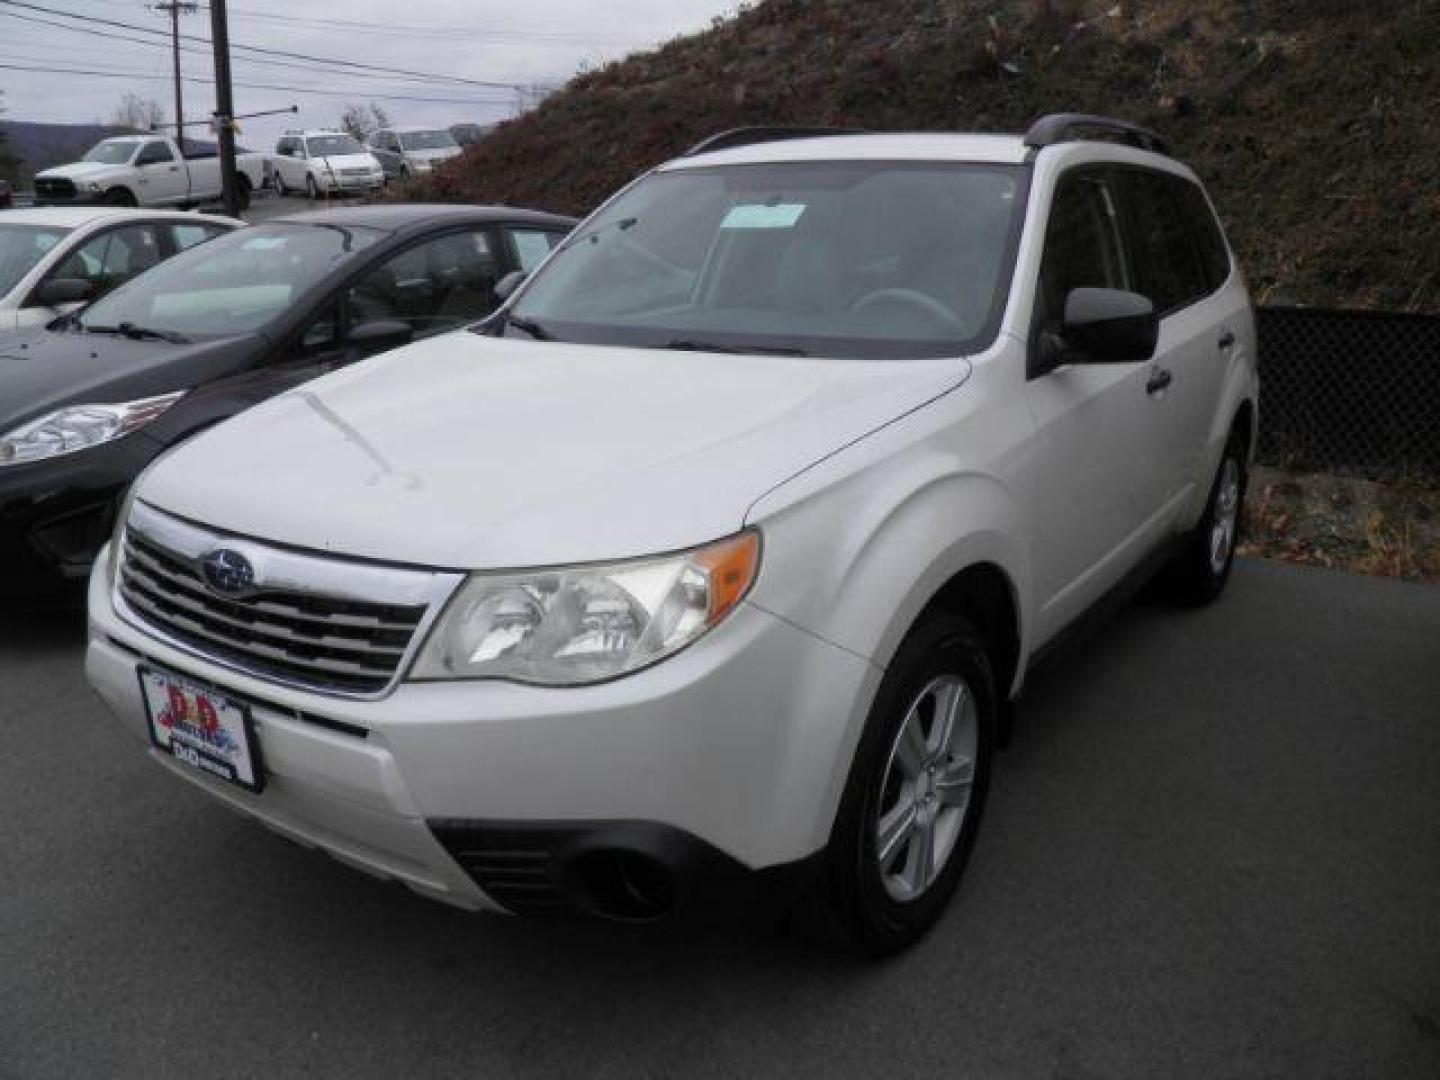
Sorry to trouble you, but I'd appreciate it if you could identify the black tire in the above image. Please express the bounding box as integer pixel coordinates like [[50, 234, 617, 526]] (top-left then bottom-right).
[[274, 171, 288, 197], [1166, 426, 1249, 605], [305, 174, 319, 201], [104, 187, 137, 207], [399, 165, 410, 183], [804, 611, 996, 955], [234, 175, 252, 213]]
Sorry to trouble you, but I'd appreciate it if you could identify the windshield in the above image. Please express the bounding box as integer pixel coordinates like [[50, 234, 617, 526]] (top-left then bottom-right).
[[306, 134, 365, 157], [83, 140, 142, 165], [450, 124, 486, 145], [507, 161, 1026, 359], [0, 225, 71, 297], [78, 222, 386, 336], [399, 130, 457, 151]]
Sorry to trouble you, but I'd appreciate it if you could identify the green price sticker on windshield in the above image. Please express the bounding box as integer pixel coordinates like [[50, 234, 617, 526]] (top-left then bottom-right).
[[720, 203, 808, 230]]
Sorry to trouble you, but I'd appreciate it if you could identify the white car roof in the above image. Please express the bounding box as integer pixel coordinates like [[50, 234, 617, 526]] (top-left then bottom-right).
[[663, 133, 1033, 170], [388, 126, 451, 135], [0, 207, 241, 230]]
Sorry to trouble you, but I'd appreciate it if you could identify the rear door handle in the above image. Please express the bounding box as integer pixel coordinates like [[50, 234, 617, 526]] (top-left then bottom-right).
[[1146, 367, 1173, 395], [1218, 330, 1236, 350]]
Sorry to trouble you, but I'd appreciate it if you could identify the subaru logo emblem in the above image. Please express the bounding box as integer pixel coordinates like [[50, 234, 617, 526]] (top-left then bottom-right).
[[200, 548, 256, 597]]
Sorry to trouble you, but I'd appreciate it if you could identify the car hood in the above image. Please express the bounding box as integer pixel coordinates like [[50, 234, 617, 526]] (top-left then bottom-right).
[[137, 333, 970, 569], [0, 329, 261, 432], [36, 162, 124, 182]]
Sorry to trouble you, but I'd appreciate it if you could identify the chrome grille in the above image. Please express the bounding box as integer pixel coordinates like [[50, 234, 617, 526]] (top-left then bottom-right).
[[35, 176, 77, 201], [116, 501, 462, 697]]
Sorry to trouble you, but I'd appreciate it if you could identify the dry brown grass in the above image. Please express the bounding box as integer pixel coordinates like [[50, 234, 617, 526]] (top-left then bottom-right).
[[1240, 466, 1440, 582]]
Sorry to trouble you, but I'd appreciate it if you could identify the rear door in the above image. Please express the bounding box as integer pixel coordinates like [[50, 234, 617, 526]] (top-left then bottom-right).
[[1025, 166, 1172, 641], [1114, 168, 1231, 512]]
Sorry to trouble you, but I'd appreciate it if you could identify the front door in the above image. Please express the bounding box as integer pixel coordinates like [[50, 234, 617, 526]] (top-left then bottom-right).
[[1024, 167, 1172, 643]]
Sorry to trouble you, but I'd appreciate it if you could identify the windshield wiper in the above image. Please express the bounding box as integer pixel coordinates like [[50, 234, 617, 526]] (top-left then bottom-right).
[[84, 322, 190, 344], [504, 313, 553, 341], [660, 339, 807, 357]]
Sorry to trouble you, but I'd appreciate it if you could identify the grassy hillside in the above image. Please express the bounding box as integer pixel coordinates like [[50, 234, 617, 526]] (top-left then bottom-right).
[[412, 0, 1439, 313]]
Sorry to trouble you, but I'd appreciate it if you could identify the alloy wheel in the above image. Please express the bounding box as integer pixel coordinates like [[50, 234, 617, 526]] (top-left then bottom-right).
[[873, 674, 979, 903]]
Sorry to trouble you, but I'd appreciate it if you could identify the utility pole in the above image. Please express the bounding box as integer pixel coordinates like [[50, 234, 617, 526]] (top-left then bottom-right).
[[152, 2, 197, 153], [208, 0, 240, 218]]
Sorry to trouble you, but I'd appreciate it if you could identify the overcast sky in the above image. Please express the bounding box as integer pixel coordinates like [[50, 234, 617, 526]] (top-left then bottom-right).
[[0, 0, 739, 146]]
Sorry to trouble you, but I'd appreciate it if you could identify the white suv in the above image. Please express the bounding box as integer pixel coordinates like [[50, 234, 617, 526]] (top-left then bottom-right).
[[272, 130, 385, 198], [86, 115, 1257, 953]]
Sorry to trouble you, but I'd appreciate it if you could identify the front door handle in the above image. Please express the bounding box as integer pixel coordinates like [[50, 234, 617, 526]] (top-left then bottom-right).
[[1146, 367, 1173, 395], [1218, 330, 1236, 350]]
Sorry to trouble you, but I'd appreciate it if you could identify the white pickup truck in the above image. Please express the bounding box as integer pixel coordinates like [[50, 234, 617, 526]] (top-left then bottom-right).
[[34, 135, 271, 212]]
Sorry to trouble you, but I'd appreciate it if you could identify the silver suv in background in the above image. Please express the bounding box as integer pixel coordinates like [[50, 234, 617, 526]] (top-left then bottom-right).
[[366, 126, 463, 183]]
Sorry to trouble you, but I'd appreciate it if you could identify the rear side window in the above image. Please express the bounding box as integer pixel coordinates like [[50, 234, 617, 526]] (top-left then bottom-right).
[[1120, 170, 1206, 314]]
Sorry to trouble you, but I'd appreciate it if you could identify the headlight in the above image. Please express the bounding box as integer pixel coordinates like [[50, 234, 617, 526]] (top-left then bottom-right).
[[412, 531, 761, 686], [0, 391, 184, 468]]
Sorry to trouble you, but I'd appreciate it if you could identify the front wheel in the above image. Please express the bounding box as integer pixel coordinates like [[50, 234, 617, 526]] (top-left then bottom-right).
[[234, 175, 252, 213], [1166, 428, 1248, 604], [305, 174, 320, 201], [806, 611, 996, 954], [103, 187, 137, 207]]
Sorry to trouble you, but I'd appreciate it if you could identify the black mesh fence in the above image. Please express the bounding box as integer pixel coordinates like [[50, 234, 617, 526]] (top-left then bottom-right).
[[1256, 307, 1440, 480]]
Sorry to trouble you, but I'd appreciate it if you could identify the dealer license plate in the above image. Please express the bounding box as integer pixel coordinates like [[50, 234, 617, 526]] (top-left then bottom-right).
[[138, 667, 264, 793]]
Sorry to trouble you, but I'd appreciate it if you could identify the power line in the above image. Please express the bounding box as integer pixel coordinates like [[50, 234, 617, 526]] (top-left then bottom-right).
[[0, 7, 517, 90], [220, 4, 640, 46], [0, 0, 523, 90], [0, 58, 517, 105]]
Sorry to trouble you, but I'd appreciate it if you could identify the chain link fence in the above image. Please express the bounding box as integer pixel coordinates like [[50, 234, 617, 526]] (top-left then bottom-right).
[[1256, 307, 1440, 480]]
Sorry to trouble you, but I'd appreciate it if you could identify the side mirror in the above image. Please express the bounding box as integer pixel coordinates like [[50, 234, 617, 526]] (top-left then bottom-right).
[[348, 319, 414, 355], [494, 270, 527, 303], [1061, 288, 1158, 363], [30, 277, 95, 308]]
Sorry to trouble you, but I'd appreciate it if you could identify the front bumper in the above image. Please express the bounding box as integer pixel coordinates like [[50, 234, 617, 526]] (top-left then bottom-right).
[[86, 548, 879, 914], [0, 435, 159, 596]]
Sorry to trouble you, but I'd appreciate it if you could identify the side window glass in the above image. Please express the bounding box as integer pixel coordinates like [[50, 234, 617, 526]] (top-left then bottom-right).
[[296, 304, 340, 353], [136, 143, 174, 166], [1036, 172, 1128, 331], [1123, 171, 1205, 313], [509, 228, 562, 273], [345, 230, 502, 335], [170, 223, 228, 251], [50, 225, 163, 296], [1172, 178, 1230, 293]]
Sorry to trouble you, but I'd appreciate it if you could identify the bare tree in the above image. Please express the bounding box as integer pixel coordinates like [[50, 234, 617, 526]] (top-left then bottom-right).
[[109, 92, 167, 132], [338, 101, 393, 141]]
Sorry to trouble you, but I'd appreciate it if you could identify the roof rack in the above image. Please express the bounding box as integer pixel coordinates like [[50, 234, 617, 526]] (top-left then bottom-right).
[[1023, 113, 1170, 156], [683, 126, 866, 157]]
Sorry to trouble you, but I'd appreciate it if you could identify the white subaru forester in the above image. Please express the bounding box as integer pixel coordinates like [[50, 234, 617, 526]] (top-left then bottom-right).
[[86, 114, 1257, 953]]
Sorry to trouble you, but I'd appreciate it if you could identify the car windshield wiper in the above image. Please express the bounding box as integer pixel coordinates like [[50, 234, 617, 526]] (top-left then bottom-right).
[[504, 313, 553, 341], [660, 339, 808, 357], [84, 322, 190, 344]]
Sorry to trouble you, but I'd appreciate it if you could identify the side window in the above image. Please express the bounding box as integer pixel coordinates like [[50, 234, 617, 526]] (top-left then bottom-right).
[[294, 302, 341, 354], [1036, 170, 1129, 333], [1120, 170, 1206, 314], [1172, 177, 1230, 293], [169, 223, 229, 252], [50, 224, 167, 296], [345, 229, 502, 335], [136, 142, 175, 166], [508, 228, 563, 273]]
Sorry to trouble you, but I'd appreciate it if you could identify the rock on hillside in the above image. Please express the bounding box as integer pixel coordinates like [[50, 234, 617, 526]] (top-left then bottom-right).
[[412, 0, 1439, 313]]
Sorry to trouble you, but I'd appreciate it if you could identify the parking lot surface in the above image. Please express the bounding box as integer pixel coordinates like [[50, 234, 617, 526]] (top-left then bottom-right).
[[2, 558, 1437, 1079]]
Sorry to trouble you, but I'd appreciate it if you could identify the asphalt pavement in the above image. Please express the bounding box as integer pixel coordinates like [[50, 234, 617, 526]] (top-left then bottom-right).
[[2, 558, 1437, 1079]]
